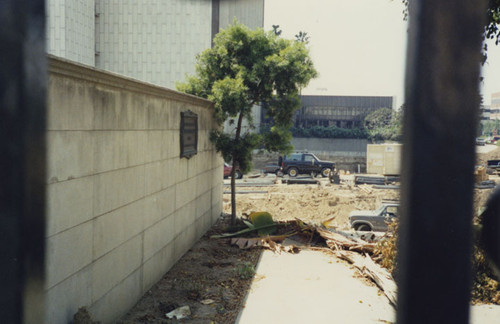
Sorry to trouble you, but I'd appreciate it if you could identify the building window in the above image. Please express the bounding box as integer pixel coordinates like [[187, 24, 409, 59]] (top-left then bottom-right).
[[180, 110, 198, 159]]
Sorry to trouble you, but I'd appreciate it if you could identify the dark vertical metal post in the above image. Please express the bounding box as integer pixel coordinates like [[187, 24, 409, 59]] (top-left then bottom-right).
[[0, 1, 47, 323], [397, 1, 487, 323]]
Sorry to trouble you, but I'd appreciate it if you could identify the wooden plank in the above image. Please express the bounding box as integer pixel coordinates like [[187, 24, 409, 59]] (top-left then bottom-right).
[[337, 251, 397, 307]]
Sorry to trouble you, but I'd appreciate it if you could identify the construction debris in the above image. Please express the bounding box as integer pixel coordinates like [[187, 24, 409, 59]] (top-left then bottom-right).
[[355, 175, 400, 185], [475, 165, 489, 183], [337, 251, 397, 307], [230, 233, 298, 251], [355, 176, 386, 185], [166, 306, 191, 320], [374, 184, 400, 190], [316, 227, 377, 253], [476, 180, 496, 189], [358, 184, 373, 194], [200, 299, 215, 305], [213, 206, 400, 307], [218, 218, 398, 307], [283, 178, 319, 185]]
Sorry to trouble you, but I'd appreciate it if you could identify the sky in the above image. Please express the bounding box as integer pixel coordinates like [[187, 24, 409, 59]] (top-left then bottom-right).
[[264, 0, 500, 107]]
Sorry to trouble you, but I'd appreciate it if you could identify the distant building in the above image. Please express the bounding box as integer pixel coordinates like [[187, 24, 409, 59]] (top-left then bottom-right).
[[46, 0, 264, 89], [480, 104, 491, 122], [491, 92, 500, 120], [293, 95, 395, 128]]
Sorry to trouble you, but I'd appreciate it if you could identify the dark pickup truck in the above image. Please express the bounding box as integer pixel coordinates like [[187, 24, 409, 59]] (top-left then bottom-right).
[[279, 153, 335, 177]]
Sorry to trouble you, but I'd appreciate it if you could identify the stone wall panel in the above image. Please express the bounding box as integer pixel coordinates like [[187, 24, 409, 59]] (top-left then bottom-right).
[[46, 57, 222, 324]]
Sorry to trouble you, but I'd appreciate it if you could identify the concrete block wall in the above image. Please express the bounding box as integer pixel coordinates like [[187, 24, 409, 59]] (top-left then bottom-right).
[[291, 138, 369, 157], [45, 56, 223, 324], [291, 137, 369, 172]]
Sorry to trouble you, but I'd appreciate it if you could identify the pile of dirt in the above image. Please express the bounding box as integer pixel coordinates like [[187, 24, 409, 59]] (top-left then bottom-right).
[[226, 182, 399, 230]]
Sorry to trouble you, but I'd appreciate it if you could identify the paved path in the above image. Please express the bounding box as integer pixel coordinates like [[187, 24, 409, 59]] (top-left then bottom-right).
[[237, 249, 395, 324], [236, 248, 500, 324]]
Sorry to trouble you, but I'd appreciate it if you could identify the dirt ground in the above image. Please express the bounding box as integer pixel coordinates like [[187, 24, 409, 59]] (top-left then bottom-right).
[[229, 180, 400, 229], [115, 213, 261, 324], [112, 146, 500, 324], [115, 180, 400, 324]]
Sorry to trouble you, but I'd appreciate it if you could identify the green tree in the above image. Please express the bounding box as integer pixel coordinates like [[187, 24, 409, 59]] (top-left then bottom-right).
[[483, 0, 500, 63], [295, 31, 310, 43], [272, 24, 282, 36], [364, 106, 404, 142], [177, 22, 317, 223], [482, 119, 500, 136], [485, 0, 500, 45], [364, 108, 392, 130]]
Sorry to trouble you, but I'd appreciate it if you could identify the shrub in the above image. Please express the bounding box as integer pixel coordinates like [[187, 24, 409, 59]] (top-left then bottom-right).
[[375, 220, 500, 304], [235, 262, 256, 280], [374, 222, 398, 277], [290, 126, 368, 139]]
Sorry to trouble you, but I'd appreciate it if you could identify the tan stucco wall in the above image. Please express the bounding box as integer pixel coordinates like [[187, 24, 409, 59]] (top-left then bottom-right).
[[45, 56, 223, 324]]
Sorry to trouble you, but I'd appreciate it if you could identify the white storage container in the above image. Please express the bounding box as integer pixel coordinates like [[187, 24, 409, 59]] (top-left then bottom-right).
[[366, 143, 402, 175]]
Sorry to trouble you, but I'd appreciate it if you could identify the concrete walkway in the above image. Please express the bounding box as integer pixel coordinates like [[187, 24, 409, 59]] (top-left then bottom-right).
[[236, 249, 395, 324], [236, 248, 500, 324]]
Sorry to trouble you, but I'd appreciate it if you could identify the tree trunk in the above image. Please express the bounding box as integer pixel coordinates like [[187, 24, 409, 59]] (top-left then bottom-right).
[[230, 112, 245, 225], [230, 159, 237, 224]]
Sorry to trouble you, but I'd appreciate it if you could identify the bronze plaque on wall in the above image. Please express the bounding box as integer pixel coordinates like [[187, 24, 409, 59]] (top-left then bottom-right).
[[180, 110, 198, 158]]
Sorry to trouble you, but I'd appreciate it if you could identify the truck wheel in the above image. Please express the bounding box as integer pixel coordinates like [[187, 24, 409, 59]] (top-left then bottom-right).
[[357, 224, 371, 231], [235, 170, 243, 179], [321, 168, 331, 178], [288, 167, 298, 177]]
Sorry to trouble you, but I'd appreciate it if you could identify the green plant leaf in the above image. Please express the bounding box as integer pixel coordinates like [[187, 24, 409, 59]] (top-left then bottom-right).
[[210, 223, 277, 238], [243, 220, 255, 229], [249, 212, 276, 235]]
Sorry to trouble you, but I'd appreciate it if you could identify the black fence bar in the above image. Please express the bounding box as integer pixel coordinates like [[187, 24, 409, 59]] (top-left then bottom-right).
[[0, 1, 47, 323], [397, 1, 487, 323]]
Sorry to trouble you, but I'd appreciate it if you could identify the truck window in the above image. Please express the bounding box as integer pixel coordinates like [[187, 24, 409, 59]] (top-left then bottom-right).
[[304, 154, 316, 162], [287, 154, 302, 161], [386, 206, 398, 216]]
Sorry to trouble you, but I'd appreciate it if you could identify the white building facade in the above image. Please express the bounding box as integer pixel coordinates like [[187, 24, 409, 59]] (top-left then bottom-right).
[[46, 0, 265, 89], [46, 0, 96, 65]]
